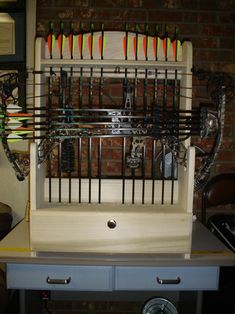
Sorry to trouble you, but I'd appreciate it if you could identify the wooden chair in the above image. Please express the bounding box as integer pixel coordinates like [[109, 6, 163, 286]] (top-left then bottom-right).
[[201, 173, 235, 225]]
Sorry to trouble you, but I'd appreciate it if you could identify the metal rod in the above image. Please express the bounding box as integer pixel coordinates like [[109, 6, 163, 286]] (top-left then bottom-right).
[[78, 137, 82, 203], [88, 137, 92, 203], [142, 145, 146, 204], [122, 137, 126, 204], [161, 143, 165, 205], [152, 139, 156, 204], [98, 137, 102, 203]]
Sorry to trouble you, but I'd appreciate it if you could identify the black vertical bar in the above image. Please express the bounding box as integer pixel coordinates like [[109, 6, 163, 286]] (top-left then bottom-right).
[[165, 24, 168, 62], [58, 22, 64, 203], [171, 151, 175, 205], [145, 23, 148, 61], [98, 137, 102, 203], [155, 24, 159, 62], [122, 137, 126, 204], [78, 137, 82, 203], [171, 27, 178, 205], [122, 24, 128, 204], [162, 23, 168, 204], [47, 73, 52, 203], [88, 137, 92, 203], [125, 23, 128, 61], [151, 139, 156, 204], [142, 145, 146, 204], [163, 70, 167, 110], [58, 143, 62, 203], [68, 24, 75, 204], [80, 22, 84, 60], [132, 167, 135, 205], [78, 24, 83, 203], [47, 22, 54, 203], [161, 143, 165, 205]]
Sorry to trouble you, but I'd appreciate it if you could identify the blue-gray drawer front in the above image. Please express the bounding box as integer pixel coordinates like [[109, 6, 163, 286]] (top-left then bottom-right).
[[115, 266, 219, 291], [7, 264, 113, 291]]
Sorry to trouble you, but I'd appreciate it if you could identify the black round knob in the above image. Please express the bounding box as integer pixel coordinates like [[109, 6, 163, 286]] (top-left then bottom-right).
[[107, 219, 117, 229]]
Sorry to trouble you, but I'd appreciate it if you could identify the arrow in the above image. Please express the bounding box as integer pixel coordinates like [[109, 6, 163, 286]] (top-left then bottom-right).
[[7, 103, 23, 113], [47, 22, 55, 58], [6, 133, 22, 142], [58, 22, 66, 58]]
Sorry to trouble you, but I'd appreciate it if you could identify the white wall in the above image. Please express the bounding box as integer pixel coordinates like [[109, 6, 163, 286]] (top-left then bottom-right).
[[0, 142, 28, 225]]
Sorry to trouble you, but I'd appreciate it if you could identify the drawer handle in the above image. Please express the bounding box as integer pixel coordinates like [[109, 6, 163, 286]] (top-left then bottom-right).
[[46, 276, 71, 285], [156, 276, 181, 285]]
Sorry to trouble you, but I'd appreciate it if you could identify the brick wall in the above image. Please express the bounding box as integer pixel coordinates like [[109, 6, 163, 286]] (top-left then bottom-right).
[[36, 1, 235, 312]]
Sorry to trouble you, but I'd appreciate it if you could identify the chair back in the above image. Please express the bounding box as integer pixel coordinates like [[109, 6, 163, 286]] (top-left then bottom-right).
[[201, 173, 235, 224]]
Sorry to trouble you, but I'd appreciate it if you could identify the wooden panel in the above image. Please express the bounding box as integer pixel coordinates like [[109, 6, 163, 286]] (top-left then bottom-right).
[[30, 205, 192, 253]]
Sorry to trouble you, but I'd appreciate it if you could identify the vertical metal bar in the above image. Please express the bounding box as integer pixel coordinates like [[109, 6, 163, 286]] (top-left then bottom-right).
[[161, 143, 165, 205], [142, 145, 146, 204], [132, 167, 135, 205], [170, 28, 178, 205], [47, 74, 52, 203], [152, 25, 159, 205], [47, 21, 54, 203], [165, 24, 168, 62], [98, 24, 104, 203], [78, 23, 83, 203], [88, 137, 92, 203], [144, 24, 148, 61], [98, 137, 102, 203], [78, 137, 82, 203], [122, 137, 126, 204], [171, 151, 175, 205], [155, 24, 159, 62], [58, 143, 62, 203], [151, 139, 156, 204], [121, 24, 129, 204], [58, 22, 66, 203]]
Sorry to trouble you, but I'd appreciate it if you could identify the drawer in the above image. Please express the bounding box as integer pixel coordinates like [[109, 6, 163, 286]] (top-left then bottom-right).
[[7, 264, 113, 291], [115, 266, 219, 291]]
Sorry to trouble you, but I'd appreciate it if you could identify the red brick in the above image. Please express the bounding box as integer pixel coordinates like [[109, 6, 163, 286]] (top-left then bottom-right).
[[202, 25, 234, 37], [194, 50, 234, 63], [110, 9, 147, 21], [217, 150, 234, 161], [198, 0, 219, 10], [219, 38, 235, 50], [142, 0, 165, 9], [91, 0, 126, 7], [197, 13, 217, 23], [148, 11, 183, 22], [162, 0, 181, 9], [218, 0, 235, 11], [219, 13, 235, 24], [192, 37, 218, 49], [214, 163, 235, 173], [177, 23, 200, 36], [183, 12, 199, 23]]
